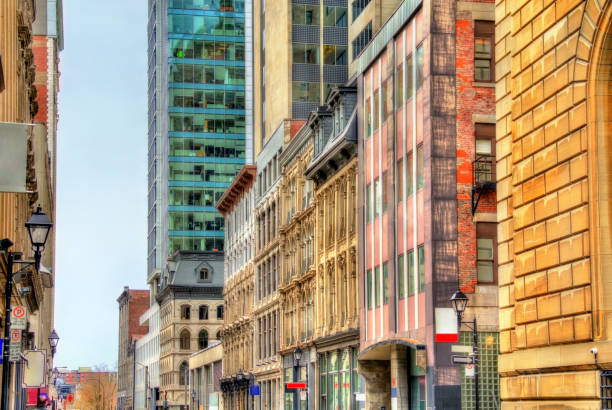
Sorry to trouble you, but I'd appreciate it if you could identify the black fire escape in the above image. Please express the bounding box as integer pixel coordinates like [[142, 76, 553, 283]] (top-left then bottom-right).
[[471, 154, 496, 214]]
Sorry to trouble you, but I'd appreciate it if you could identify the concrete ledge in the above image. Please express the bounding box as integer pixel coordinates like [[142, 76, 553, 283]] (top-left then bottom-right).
[[500, 370, 600, 400], [501, 400, 601, 410], [499, 340, 612, 374]]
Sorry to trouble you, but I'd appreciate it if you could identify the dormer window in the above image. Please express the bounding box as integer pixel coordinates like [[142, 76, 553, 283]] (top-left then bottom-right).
[[200, 268, 209, 280]]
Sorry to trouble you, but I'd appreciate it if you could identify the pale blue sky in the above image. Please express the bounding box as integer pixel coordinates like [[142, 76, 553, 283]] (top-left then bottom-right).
[[54, 0, 148, 369]]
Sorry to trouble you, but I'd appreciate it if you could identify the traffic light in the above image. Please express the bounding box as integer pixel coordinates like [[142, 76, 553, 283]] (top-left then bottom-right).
[[67, 394, 73, 403]]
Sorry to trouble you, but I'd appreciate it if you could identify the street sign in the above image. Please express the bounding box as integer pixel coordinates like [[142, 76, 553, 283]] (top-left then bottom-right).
[[465, 363, 475, 377], [300, 391, 307, 401], [435, 308, 458, 342], [24, 350, 47, 387], [11, 306, 27, 330], [10, 329, 21, 342], [355, 393, 366, 402], [451, 345, 473, 355], [452, 355, 474, 365], [9, 345, 20, 361], [9, 329, 21, 362], [249, 385, 260, 396]]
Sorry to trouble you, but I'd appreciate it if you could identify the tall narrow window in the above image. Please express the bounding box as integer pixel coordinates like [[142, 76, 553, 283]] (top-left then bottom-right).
[[417, 145, 424, 189], [408, 250, 415, 296], [477, 223, 497, 283], [179, 362, 189, 385], [474, 21, 495, 82], [199, 305, 209, 320], [375, 266, 381, 307], [198, 330, 209, 349], [383, 263, 389, 304], [418, 245, 425, 291], [367, 269, 373, 309], [180, 330, 191, 350], [181, 305, 191, 320], [217, 305, 224, 319], [475, 123, 496, 183], [395, 61, 403, 110]]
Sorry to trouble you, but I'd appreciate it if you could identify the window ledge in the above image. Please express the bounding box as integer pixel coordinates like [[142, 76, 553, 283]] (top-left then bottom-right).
[[472, 81, 495, 88]]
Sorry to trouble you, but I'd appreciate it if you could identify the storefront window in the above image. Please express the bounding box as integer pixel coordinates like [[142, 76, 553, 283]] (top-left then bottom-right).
[[284, 368, 293, 410], [318, 348, 359, 409]]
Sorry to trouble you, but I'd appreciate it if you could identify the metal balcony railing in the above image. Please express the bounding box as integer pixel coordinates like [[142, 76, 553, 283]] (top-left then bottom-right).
[[472, 154, 496, 214]]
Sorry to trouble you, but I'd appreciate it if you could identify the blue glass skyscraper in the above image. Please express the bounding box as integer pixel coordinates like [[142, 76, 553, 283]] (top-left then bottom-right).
[[147, 0, 252, 280]]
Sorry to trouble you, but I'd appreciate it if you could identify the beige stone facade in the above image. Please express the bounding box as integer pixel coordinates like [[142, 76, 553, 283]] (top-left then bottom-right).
[[495, 0, 612, 406], [216, 165, 257, 410], [279, 126, 315, 352], [252, 122, 285, 409], [0, 1, 60, 407], [313, 158, 359, 337], [157, 252, 224, 410]]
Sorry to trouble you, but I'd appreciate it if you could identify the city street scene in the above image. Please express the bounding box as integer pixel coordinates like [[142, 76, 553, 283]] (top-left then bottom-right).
[[0, 0, 611, 409]]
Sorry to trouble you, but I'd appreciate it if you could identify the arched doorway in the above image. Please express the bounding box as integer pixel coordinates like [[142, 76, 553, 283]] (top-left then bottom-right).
[[588, 0, 612, 341]]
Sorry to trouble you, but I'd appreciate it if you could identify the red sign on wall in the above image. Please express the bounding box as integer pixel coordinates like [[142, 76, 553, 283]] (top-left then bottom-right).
[[285, 382, 307, 390]]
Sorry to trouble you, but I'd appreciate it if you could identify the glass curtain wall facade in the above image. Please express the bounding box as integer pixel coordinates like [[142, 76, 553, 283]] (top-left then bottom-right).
[[291, 0, 349, 119], [148, 0, 249, 276]]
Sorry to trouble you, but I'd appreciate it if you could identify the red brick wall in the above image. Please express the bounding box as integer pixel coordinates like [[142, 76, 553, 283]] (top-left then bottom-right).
[[128, 290, 149, 341], [456, 16, 496, 293], [32, 36, 48, 124]]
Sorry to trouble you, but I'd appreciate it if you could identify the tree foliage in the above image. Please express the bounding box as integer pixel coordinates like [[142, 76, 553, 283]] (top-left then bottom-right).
[[72, 371, 117, 410]]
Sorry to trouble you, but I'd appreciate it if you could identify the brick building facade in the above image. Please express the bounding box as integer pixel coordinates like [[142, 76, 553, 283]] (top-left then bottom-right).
[[117, 288, 149, 410], [495, 0, 612, 406]]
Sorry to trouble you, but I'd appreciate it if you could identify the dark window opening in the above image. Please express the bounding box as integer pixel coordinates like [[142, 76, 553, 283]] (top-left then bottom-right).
[[474, 21, 495, 82]]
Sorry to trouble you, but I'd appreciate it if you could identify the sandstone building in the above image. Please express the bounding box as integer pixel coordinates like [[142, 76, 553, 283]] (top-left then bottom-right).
[[252, 124, 285, 409], [0, 0, 62, 408], [305, 86, 361, 409], [277, 116, 316, 408], [216, 165, 257, 409], [495, 0, 612, 406], [157, 251, 224, 410]]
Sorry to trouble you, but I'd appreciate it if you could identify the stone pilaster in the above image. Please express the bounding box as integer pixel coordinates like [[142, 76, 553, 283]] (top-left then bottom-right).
[[358, 360, 391, 410]]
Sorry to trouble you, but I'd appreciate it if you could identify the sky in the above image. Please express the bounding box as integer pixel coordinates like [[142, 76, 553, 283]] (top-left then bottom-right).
[[54, 1, 148, 369]]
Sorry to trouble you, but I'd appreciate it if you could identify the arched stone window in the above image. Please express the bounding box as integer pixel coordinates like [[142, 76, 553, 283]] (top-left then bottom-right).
[[198, 329, 209, 350], [178, 361, 188, 385], [179, 329, 190, 350]]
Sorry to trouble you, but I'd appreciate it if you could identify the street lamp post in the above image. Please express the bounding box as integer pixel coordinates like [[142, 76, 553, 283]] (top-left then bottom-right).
[[48, 329, 60, 357], [1, 206, 53, 410], [236, 370, 244, 410], [450, 289, 478, 410], [293, 346, 303, 410]]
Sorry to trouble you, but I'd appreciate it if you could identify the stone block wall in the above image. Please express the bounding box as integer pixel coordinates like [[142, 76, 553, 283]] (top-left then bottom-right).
[[496, 0, 612, 405]]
